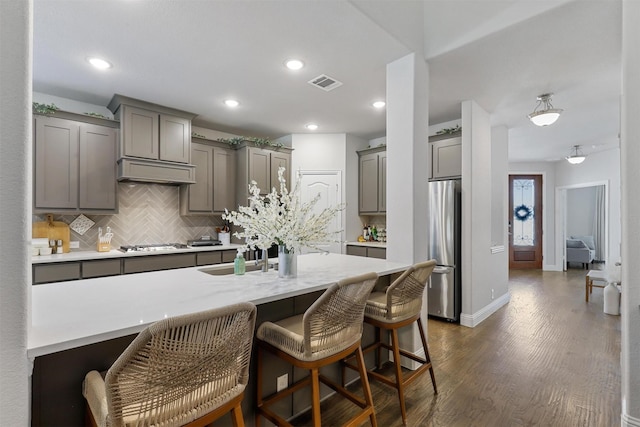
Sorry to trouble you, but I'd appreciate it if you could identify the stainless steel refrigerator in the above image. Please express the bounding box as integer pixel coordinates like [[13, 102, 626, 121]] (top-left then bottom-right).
[[427, 179, 462, 321]]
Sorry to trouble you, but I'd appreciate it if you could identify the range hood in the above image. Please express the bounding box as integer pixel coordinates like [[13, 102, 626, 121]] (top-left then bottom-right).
[[117, 157, 196, 185]]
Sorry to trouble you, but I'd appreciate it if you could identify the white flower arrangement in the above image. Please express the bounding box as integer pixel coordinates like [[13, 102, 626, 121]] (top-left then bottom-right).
[[223, 167, 344, 253]]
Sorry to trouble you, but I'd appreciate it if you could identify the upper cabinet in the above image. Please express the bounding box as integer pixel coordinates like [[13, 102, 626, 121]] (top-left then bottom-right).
[[34, 114, 118, 214], [180, 139, 237, 215], [236, 143, 293, 201], [429, 134, 462, 180], [107, 95, 196, 184], [358, 146, 386, 214]]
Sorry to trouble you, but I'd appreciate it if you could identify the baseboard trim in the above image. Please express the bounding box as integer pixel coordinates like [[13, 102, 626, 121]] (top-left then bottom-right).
[[460, 292, 510, 328], [623, 412, 640, 427]]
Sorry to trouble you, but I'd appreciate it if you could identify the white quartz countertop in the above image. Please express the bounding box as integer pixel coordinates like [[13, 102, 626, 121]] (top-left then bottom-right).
[[28, 253, 409, 358], [31, 244, 245, 264], [345, 241, 386, 248]]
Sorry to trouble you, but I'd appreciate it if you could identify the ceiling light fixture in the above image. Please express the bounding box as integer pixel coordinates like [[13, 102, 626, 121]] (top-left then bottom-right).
[[224, 99, 239, 108], [87, 57, 112, 70], [372, 101, 386, 109], [566, 145, 586, 164], [285, 59, 304, 70], [528, 93, 563, 126], [305, 123, 318, 131]]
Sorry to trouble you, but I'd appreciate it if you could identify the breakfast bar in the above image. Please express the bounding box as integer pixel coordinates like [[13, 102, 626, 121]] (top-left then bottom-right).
[[29, 253, 410, 426]]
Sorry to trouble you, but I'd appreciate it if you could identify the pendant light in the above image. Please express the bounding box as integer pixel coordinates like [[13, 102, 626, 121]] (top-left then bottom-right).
[[566, 145, 586, 164], [528, 93, 563, 126]]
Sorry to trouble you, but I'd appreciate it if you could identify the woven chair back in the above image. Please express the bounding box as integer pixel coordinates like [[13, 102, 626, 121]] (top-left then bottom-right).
[[104, 302, 256, 427], [302, 272, 378, 359], [386, 259, 437, 320]]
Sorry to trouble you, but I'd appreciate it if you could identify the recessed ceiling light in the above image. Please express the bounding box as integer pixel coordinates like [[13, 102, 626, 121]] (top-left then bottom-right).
[[372, 101, 386, 109], [285, 59, 304, 70], [305, 123, 318, 131], [224, 99, 239, 108], [87, 57, 112, 70]]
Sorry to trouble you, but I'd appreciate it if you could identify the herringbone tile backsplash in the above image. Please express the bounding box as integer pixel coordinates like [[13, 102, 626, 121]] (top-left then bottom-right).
[[34, 183, 224, 250]]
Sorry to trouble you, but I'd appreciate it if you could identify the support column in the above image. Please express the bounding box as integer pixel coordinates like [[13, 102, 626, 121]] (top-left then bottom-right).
[[386, 53, 429, 264], [386, 53, 429, 366], [621, 2, 640, 425], [0, 0, 33, 425]]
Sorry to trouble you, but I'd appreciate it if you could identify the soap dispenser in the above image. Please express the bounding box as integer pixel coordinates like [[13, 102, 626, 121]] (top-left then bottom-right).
[[234, 248, 246, 275]]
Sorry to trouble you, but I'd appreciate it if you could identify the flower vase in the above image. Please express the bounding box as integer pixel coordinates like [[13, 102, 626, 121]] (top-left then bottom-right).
[[278, 245, 297, 278]]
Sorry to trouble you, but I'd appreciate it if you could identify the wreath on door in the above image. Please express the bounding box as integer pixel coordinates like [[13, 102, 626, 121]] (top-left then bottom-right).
[[514, 204, 533, 222]]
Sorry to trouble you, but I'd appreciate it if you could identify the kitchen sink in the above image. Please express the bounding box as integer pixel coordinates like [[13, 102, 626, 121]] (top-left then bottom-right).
[[199, 262, 275, 276]]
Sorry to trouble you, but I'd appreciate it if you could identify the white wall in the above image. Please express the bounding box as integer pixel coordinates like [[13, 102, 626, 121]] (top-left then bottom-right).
[[508, 161, 557, 270], [0, 0, 31, 425], [459, 101, 509, 327]]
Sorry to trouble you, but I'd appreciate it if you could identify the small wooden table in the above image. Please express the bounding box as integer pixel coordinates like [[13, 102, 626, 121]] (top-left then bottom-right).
[[586, 270, 607, 302]]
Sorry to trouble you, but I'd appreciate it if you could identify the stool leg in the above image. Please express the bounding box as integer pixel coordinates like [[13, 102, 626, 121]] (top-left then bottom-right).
[[311, 368, 322, 427], [585, 275, 590, 302], [231, 403, 245, 427], [255, 345, 263, 427], [391, 328, 407, 424], [376, 327, 383, 370], [417, 318, 437, 394], [355, 345, 377, 427]]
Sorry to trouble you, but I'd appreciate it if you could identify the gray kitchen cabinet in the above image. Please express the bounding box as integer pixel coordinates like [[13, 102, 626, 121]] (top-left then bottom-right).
[[107, 95, 196, 184], [123, 253, 197, 274], [346, 245, 386, 259], [236, 143, 293, 201], [430, 135, 462, 180], [33, 263, 81, 284], [116, 104, 191, 164], [34, 115, 118, 214], [196, 251, 222, 266], [82, 259, 122, 278], [180, 140, 236, 215], [358, 146, 386, 214]]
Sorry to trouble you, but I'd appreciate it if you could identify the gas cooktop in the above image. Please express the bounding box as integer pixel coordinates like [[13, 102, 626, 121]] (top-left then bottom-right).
[[119, 243, 188, 253]]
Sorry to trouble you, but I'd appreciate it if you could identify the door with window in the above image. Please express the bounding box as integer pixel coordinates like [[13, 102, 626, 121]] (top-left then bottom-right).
[[509, 175, 543, 269]]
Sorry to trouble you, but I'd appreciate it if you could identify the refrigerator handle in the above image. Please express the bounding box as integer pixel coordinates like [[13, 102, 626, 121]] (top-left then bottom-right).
[[433, 266, 453, 274]]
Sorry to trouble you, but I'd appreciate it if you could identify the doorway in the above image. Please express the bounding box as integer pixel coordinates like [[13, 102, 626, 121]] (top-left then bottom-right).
[[297, 170, 343, 254], [509, 174, 543, 269]]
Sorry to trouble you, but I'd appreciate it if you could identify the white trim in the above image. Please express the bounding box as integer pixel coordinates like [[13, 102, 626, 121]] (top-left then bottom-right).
[[460, 292, 510, 328], [622, 412, 640, 427]]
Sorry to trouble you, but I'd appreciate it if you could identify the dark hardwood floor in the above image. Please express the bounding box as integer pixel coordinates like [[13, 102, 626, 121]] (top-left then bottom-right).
[[295, 267, 621, 427]]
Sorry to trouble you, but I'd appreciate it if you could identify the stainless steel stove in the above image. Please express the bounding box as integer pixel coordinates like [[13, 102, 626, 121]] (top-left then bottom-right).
[[119, 243, 188, 253]]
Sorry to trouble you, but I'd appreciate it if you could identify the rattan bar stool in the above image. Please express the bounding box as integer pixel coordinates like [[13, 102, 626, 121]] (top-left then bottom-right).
[[255, 272, 379, 427], [343, 260, 437, 425], [82, 302, 257, 427]]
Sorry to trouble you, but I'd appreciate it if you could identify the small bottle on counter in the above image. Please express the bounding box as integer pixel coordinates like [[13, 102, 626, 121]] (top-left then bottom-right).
[[49, 239, 57, 252], [234, 249, 246, 275], [56, 239, 64, 254], [363, 225, 369, 241], [371, 225, 378, 241]]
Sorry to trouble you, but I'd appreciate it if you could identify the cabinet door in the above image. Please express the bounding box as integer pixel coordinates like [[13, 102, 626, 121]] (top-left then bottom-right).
[[270, 151, 291, 190], [159, 114, 190, 163], [34, 116, 79, 209], [431, 137, 462, 179], [188, 143, 214, 213], [79, 124, 117, 210], [378, 153, 387, 212], [212, 147, 236, 213], [248, 148, 270, 194], [346, 246, 367, 257], [359, 153, 379, 213], [121, 105, 159, 160]]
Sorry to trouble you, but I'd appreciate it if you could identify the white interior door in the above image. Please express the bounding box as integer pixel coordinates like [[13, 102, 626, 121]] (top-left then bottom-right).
[[297, 170, 342, 254]]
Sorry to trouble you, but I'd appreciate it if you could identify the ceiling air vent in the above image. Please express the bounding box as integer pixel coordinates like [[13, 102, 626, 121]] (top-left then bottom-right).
[[308, 74, 343, 92]]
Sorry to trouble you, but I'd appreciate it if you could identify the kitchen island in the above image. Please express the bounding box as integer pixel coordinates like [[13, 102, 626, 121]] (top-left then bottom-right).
[[29, 253, 410, 426]]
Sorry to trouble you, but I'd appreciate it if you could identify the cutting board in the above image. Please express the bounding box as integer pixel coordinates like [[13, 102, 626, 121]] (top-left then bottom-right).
[[33, 215, 71, 253]]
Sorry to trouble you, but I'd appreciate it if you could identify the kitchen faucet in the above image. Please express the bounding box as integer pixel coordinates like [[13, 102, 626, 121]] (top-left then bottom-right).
[[255, 249, 274, 272]]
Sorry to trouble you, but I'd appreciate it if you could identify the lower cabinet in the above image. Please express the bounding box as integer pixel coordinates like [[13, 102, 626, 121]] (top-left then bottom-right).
[[346, 245, 386, 259], [33, 249, 244, 284]]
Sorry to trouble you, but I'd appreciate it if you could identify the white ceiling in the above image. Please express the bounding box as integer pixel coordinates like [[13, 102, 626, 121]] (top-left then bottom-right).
[[33, 0, 622, 163]]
